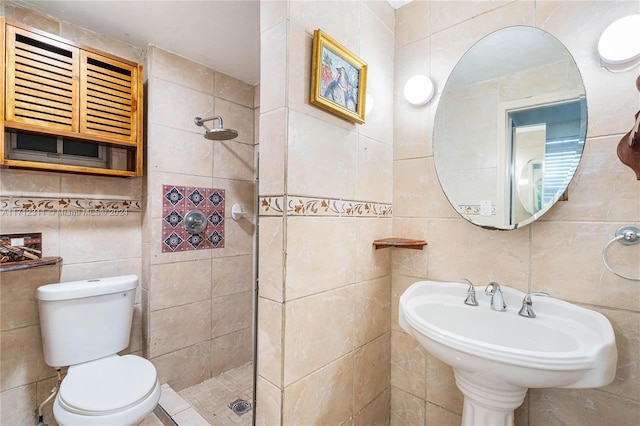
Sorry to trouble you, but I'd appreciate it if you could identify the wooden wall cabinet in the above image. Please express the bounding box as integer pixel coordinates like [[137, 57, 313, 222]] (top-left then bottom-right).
[[1, 18, 144, 177]]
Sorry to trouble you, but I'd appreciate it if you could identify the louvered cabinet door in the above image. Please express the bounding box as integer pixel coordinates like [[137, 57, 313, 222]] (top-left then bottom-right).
[[3, 20, 144, 176], [5, 24, 79, 132], [79, 51, 139, 145]]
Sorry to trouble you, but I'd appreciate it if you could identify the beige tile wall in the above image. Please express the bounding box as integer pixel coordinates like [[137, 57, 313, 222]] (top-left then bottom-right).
[[0, 5, 145, 425], [143, 46, 257, 390], [392, 1, 640, 425], [3, 2, 639, 426], [0, 265, 60, 425], [257, 1, 395, 425]]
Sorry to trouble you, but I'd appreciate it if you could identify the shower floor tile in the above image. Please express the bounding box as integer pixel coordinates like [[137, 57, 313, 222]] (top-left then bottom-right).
[[178, 363, 253, 426]]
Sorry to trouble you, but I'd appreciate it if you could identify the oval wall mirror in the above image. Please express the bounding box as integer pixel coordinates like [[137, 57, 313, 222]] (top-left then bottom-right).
[[433, 26, 587, 230]]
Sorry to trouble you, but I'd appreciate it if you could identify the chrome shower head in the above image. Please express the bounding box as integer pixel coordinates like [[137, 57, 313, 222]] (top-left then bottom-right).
[[194, 116, 239, 140], [203, 127, 239, 141]]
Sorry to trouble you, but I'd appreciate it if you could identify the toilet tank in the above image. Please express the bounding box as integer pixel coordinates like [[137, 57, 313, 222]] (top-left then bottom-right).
[[37, 275, 138, 368]]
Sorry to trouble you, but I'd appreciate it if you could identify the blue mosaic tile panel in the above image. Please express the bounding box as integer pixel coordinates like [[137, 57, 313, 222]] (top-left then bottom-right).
[[162, 185, 225, 253]]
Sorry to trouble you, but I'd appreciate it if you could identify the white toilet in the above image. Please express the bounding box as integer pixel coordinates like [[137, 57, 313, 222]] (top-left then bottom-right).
[[37, 275, 161, 426]]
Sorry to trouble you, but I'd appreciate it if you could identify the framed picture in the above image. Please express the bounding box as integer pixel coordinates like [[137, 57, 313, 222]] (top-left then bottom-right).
[[310, 29, 367, 124]]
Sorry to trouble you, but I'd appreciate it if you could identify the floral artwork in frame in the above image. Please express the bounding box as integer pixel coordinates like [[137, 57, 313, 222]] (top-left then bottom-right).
[[310, 29, 367, 124]]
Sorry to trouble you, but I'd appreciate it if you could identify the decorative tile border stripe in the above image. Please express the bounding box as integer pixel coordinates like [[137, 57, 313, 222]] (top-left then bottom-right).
[[458, 204, 496, 216], [259, 196, 285, 216], [259, 195, 392, 218], [0, 196, 141, 212]]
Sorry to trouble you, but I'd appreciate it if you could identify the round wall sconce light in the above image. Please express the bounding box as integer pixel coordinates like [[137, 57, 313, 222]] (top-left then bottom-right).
[[404, 74, 434, 106], [598, 14, 640, 72]]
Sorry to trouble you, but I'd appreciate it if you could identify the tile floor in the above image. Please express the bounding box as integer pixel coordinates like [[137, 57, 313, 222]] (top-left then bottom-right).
[[141, 412, 165, 426], [157, 363, 254, 426]]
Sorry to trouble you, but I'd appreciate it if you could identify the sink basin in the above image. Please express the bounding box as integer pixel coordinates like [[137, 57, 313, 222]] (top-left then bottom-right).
[[399, 280, 617, 425]]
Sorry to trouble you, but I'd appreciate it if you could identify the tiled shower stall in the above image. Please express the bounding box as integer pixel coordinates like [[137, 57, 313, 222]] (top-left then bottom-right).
[[142, 44, 257, 399]]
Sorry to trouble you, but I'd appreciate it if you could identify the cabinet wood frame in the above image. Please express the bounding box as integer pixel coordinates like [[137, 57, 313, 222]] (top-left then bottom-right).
[[1, 18, 144, 177]]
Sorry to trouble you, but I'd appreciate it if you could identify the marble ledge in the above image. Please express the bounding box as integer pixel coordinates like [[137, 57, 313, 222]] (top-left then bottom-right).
[[0, 256, 62, 272]]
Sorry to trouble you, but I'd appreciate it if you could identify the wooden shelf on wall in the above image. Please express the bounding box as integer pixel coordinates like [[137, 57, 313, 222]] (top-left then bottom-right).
[[372, 238, 427, 250]]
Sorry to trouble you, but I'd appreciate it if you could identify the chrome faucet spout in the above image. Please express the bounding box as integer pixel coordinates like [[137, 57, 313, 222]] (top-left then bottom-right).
[[485, 281, 507, 311], [461, 278, 478, 306], [518, 292, 550, 318]]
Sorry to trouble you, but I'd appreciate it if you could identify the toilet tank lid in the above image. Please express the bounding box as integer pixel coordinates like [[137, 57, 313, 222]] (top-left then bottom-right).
[[37, 275, 138, 301]]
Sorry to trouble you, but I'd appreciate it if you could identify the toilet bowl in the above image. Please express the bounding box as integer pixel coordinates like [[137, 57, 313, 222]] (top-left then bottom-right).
[[53, 355, 161, 426], [37, 275, 161, 426]]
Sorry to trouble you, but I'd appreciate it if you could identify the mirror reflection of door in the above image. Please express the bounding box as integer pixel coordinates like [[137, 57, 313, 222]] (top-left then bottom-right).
[[507, 99, 585, 226], [513, 125, 546, 223]]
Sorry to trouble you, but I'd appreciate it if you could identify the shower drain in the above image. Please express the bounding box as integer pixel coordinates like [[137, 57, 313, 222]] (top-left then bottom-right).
[[229, 399, 252, 416]]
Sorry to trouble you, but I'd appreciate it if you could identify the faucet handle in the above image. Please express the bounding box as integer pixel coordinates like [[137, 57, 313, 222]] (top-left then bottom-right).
[[461, 278, 478, 306], [518, 292, 550, 318]]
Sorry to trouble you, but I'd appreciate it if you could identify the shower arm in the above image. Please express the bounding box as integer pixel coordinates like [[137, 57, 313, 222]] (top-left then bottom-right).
[[194, 116, 224, 128]]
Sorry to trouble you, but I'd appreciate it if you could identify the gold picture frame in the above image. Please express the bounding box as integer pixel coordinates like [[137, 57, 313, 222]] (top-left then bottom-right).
[[310, 29, 367, 124]]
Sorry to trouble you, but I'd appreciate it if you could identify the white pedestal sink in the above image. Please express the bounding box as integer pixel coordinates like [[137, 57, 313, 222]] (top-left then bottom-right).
[[399, 280, 617, 426]]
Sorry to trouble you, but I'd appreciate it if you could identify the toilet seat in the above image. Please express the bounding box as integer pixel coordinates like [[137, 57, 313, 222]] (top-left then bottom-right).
[[59, 355, 157, 416]]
